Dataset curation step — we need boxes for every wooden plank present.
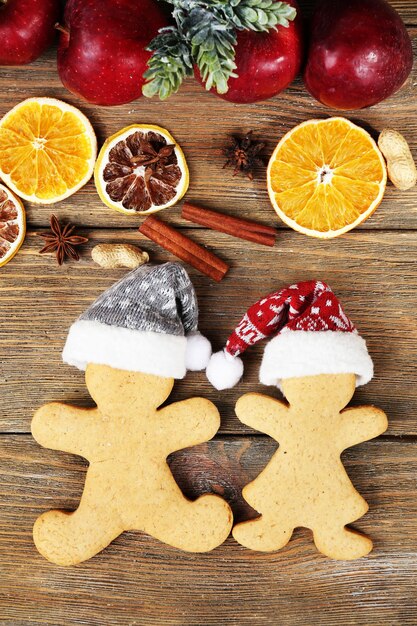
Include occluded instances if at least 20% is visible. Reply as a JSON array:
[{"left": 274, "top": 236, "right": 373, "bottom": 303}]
[
  {"left": 1, "top": 228, "right": 416, "bottom": 435},
  {"left": 0, "top": 32, "right": 415, "bottom": 230},
  {"left": 299, "top": 0, "right": 417, "bottom": 22},
  {"left": 0, "top": 435, "right": 416, "bottom": 625},
  {"left": 0, "top": 3, "right": 415, "bottom": 624}
]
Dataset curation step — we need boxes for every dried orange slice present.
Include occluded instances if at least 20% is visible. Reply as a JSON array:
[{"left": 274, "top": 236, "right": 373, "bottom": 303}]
[
  {"left": 0, "top": 98, "right": 96, "bottom": 204},
  {"left": 0, "top": 184, "right": 25, "bottom": 268},
  {"left": 95, "top": 124, "right": 189, "bottom": 215},
  {"left": 267, "top": 117, "right": 387, "bottom": 238}
]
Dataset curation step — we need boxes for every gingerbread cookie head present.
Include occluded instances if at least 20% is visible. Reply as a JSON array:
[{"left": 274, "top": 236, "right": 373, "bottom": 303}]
[
  {"left": 281, "top": 373, "right": 357, "bottom": 411},
  {"left": 206, "top": 280, "right": 373, "bottom": 393},
  {"left": 85, "top": 365, "right": 175, "bottom": 415},
  {"left": 62, "top": 262, "right": 212, "bottom": 379}
]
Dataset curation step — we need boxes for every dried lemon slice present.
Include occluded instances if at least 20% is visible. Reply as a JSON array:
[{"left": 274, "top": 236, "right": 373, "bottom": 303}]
[
  {"left": 94, "top": 124, "right": 189, "bottom": 215},
  {"left": 267, "top": 117, "right": 387, "bottom": 238},
  {"left": 0, "top": 184, "right": 25, "bottom": 268},
  {"left": 0, "top": 97, "right": 96, "bottom": 204}
]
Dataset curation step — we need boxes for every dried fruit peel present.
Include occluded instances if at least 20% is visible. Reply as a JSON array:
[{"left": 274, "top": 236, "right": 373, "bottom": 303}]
[
  {"left": 94, "top": 124, "right": 189, "bottom": 215},
  {"left": 0, "top": 183, "right": 26, "bottom": 268},
  {"left": 0, "top": 98, "right": 97, "bottom": 204},
  {"left": 267, "top": 117, "right": 387, "bottom": 238}
]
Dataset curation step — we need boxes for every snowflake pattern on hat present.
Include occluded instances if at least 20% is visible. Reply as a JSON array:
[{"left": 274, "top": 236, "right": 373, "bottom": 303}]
[
  {"left": 63, "top": 262, "right": 212, "bottom": 377},
  {"left": 206, "top": 280, "right": 373, "bottom": 391},
  {"left": 226, "top": 281, "right": 355, "bottom": 357}
]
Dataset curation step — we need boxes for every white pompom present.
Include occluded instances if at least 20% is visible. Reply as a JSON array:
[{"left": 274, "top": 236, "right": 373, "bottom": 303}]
[
  {"left": 185, "top": 332, "right": 212, "bottom": 371},
  {"left": 206, "top": 350, "right": 244, "bottom": 390}
]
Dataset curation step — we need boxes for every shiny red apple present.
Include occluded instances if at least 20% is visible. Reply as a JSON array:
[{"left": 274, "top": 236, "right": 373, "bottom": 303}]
[
  {"left": 304, "top": 0, "right": 413, "bottom": 110},
  {"left": 198, "top": 0, "right": 303, "bottom": 104},
  {"left": 57, "top": 0, "right": 168, "bottom": 106},
  {"left": 0, "top": 0, "right": 59, "bottom": 65}
]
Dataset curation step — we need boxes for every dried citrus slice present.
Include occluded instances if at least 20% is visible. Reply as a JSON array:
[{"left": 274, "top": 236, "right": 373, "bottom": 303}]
[
  {"left": 94, "top": 124, "right": 189, "bottom": 215},
  {"left": 267, "top": 117, "right": 387, "bottom": 238},
  {"left": 0, "top": 184, "right": 25, "bottom": 268},
  {"left": 0, "top": 97, "right": 96, "bottom": 204}
]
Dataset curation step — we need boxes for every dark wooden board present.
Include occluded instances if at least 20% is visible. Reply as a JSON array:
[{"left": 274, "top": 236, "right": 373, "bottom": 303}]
[
  {"left": 1, "top": 228, "right": 416, "bottom": 435},
  {"left": 1, "top": 435, "right": 416, "bottom": 625}
]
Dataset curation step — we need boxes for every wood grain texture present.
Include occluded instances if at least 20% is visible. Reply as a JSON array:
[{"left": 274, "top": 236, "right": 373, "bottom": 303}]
[
  {"left": 1, "top": 435, "right": 416, "bottom": 625},
  {"left": 1, "top": 228, "right": 416, "bottom": 435},
  {"left": 300, "top": 0, "right": 417, "bottom": 23},
  {"left": 0, "top": 1, "right": 416, "bottom": 623}
]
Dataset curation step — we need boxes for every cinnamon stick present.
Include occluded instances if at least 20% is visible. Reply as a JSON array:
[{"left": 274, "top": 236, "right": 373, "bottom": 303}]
[
  {"left": 139, "top": 216, "right": 229, "bottom": 282},
  {"left": 182, "top": 202, "right": 277, "bottom": 247},
  {"left": 182, "top": 203, "right": 276, "bottom": 246},
  {"left": 184, "top": 202, "right": 276, "bottom": 235}
]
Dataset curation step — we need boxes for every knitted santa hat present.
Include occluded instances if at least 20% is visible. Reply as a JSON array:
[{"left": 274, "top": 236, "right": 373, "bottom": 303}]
[
  {"left": 206, "top": 280, "right": 373, "bottom": 390},
  {"left": 63, "top": 262, "right": 211, "bottom": 378}
]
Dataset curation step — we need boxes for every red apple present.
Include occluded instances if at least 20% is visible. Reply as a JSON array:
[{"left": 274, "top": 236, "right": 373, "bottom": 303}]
[
  {"left": 304, "top": 0, "right": 413, "bottom": 110},
  {"left": 200, "top": 0, "right": 303, "bottom": 104},
  {"left": 0, "top": 0, "right": 59, "bottom": 65},
  {"left": 57, "top": 0, "right": 168, "bottom": 106}
]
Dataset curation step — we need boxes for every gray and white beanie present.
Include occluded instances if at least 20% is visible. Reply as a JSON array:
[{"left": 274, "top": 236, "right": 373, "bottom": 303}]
[{"left": 62, "top": 262, "right": 212, "bottom": 379}]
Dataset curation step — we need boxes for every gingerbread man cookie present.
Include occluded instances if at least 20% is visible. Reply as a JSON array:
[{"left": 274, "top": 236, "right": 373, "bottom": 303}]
[
  {"left": 32, "top": 364, "right": 233, "bottom": 566},
  {"left": 32, "top": 262, "right": 232, "bottom": 565},
  {"left": 206, "top": 280, "right": 388, "bottom": 559},
  {"left": 232, "top": 374, "right": 388, "bottom": 559}
]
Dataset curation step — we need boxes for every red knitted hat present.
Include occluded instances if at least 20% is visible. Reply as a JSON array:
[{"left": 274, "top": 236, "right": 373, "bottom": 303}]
[{"left": 206, "top": 280, "right": 373, "bottom": 390}]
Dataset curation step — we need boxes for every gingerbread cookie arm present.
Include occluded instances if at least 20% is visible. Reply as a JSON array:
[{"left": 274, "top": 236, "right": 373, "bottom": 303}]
[
  {"left": 337, "top": 406, "right": 388, "bottom": 450},
  {"left": 157, "top": 398, "right": 221, "bottom": 451},
  {"left": 235, "top": 393, "right": 288, "bottom": 439},
  {"left": 32, "top": 403, "right": 99, "bottom": 459}
]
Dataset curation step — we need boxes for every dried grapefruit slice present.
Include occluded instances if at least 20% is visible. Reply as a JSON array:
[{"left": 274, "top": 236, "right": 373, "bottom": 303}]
[
  {"left": 0, "top": 184, "right": 25, "bottom": 268},
  {"left": 267, "top": 117, "right": 387, "bottom": 238},
  {"left": 0, "top": 98, "right": 96, "bottom": 204},
  {"left": 94, "top": 124, "right": 189, "bottom": 215}
]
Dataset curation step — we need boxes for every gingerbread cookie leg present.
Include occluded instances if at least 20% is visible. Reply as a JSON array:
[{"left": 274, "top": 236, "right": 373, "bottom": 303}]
[
  {"left": 145, "top": 491, "right": 233, "bottom": 553},
  {"left": 150, "top": 398, "right": 233, "bottom": 551},
  {"left": 33, "top": 467, "right": 124, "bottom": 566},
  {"left": 313, "top": 526, "right": 373, "bottom": 560},
  {"left": 233, "top": 515, "right": 293, "bottom": 552}
]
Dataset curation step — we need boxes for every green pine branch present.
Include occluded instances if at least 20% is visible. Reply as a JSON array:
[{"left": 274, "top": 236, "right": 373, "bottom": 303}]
[
  {"left": 143, "top": 0, "right": 296, "bottom": 100},
  {"left": 142, "top": 28, "right": 194, "bottom": 100},
  {"left": 184, "top": 6, "right": 238, "bottom": 92},
  {"left": 230, "top": 0, "right": 297, "bottom": 30}
]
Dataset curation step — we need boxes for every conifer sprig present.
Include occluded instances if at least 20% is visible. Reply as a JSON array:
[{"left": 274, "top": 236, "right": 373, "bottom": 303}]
[
  {"left": 142, "top": 28, "right": 193, "bottom": 100},
  {"left": 143, "top": 0, "right": 296, "bottom": 100}
]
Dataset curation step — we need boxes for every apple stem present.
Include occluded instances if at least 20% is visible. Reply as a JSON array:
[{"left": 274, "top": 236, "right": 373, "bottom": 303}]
[{"left": 55, "top": 23, "right": 69, "bottom": 36}]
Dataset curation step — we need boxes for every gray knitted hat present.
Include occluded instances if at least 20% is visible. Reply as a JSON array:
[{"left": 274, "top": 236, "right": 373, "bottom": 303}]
[{"left": 62, "top": 262, "right": 212, "bottom": 378}]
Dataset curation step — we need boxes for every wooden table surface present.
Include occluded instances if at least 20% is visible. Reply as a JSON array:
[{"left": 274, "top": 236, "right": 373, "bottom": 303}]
[{"left": 1, "top": 2, "right": 417, "bottom": 624}]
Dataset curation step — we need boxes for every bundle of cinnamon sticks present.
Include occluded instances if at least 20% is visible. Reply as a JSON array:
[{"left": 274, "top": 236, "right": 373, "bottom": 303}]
[
  {"left": 139, "top": 203, "right": 277, "bottom": 282},
  {"left": 139, "top": 215, "right": 229, "bottom": 282}
]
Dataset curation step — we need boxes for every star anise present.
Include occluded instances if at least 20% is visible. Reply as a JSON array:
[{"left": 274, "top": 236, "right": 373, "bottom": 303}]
[
  {"left": 130, "top": 142, "right": 176, "bottom": 174},
  {"left": 38, "top": 215, "right": 88, "bottom": 265},
  {"left": 223, "top": 131, "right": 265, "bottom": 180}
]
